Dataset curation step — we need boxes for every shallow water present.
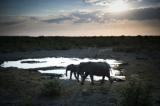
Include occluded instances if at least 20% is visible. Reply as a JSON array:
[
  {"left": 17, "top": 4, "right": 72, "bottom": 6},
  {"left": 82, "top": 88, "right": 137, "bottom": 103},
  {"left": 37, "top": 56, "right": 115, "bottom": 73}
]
[{"left": 0, "top": 57, "right": 125, "bottom": 81}]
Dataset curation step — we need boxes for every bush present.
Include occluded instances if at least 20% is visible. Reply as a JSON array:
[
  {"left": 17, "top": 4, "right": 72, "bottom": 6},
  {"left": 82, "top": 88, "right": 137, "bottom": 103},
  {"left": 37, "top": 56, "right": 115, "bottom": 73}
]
[
  {"left": 120, "top": 75, "right": 152, "bottom": 106},
  {"left": 41, "top": 79, "right": 63, "bottom": 98},
  {"left": 23, "top": 96, "right": 33, "bottom": 106}
]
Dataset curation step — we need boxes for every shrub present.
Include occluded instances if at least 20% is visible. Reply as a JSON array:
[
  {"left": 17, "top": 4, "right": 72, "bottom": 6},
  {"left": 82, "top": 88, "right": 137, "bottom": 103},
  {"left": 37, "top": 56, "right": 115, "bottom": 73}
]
[
  {"left": 41, "top": 79, "right": 63, "bottom": 98},
  {"left": 23, "top": 96, "right": 33, "bottom": 106},
  {"left": 120, "top": 75, "right": 152, "bottom": 106}
]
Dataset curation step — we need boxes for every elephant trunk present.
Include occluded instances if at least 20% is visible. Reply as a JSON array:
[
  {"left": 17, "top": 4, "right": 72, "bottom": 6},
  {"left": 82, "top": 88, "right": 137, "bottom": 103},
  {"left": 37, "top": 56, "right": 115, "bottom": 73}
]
[{"left": 66, "top": 69, "right": 68, "bottom": 76}]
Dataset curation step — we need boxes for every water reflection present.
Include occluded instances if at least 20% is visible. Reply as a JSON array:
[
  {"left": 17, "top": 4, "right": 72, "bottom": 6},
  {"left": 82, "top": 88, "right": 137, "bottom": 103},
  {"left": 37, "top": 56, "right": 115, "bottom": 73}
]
[{"left": 1, "top": 57, "right": 125, "bottom": 81}]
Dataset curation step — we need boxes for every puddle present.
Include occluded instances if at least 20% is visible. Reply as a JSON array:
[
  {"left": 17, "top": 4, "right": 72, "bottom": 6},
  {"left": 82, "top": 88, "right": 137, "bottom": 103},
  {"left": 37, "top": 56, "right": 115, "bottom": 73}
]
[
  {"left": 0, "top": 57, "right": 125, "bottom": 81},
  {"left": 21, "top": 60, "right": 46, "bottom": 64}
]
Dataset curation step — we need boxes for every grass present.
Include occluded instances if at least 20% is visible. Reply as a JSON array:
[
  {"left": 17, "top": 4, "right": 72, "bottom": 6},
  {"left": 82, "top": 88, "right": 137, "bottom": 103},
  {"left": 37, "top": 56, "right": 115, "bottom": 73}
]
[
  {"left": 41, "top": 79, "right": 63, "bottom": 98},
  {"left": 0, "top": 70, "right": 67, "bottom": 105},
  {"left": 0, "top": 60, "right": 159, "bottom": 106},
  {"left": 23, "top": 96, "right": 33, "bottom": 106},
  {"left": 119, "top": 75, "right": 152, "bottom": 106},
  {"left": 0, "top": 70, "right": 41, "bottom": 97},
  {"left": 0, "top": 70, "right": 74, "bottom": 94},
  {"left": 0, "top": 36, "right": 160, "bottom": 52}
]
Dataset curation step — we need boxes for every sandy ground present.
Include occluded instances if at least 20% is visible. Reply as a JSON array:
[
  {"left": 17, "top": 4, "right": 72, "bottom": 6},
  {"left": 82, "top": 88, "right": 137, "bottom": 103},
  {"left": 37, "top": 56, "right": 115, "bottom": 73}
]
[{"left": 0, "top": 48, "right": 160, "bottom": 106}]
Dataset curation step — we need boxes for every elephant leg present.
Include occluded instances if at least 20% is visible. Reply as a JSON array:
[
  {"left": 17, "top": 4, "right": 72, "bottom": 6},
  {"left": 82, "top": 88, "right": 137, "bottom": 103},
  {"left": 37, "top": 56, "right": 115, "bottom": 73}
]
[
  {"left": 90, "top": 75, "right": 94, "bottom": 85},
  {"left": 74, "top": 72, "right": 79, "bottom": 82},
  {"left": 78, "top": 72, "right": 84, "bottom": 82},
  {"left": 107, "top": 75, "right": 113, "bottom": 84},
  {"left": 101, "top": 76, "right": 105, "bottom": 84},
  {"left": 70, "top": 71, "right": 72, "bottom": 80},
  {"left": 81, "top": 73, "right": 88, "bottom": 85},
  {"left": 77, "top": 73, "right": 80, "bottom": 81},
  {"left": 76, "top": 72, "right": 81, "bottom": 82},
  {"left": 106, "top": 71, "right": 113, "bottom": 84}
]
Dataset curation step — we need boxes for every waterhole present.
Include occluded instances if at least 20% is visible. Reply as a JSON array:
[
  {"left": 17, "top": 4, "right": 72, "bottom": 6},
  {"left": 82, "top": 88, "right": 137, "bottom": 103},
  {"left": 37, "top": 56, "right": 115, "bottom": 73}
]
[{"left": 1, "top": 57, "right": 125, "bottom": 81}]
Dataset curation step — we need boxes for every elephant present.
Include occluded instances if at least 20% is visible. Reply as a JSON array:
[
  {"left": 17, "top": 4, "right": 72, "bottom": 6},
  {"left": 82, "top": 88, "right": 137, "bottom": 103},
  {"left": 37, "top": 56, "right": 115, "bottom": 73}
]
[
  {"left": 78, "top": 62, "right": 113, "bottom": 85},
  {"left": 66, "top": 64, "right": 80, "bottom": 81}
]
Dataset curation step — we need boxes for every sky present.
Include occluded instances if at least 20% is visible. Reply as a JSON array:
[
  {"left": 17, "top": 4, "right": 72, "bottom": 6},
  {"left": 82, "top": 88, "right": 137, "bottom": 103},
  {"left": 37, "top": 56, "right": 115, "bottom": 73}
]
[{"left": 0, "top": 0, "right": 160, "bottom": 36}]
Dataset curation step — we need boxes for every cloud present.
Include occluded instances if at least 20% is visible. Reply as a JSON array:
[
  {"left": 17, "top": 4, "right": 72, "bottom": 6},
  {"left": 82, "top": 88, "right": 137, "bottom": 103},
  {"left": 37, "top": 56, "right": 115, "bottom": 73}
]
[
  {"left": 83, "top": 0, "right": 140, "bottom": 6},
  {"left": 42, "top": 11, "right": 104, "bottom": 24},
  {"left": 1, "top": 7, "right": 160, "bottom": 27},
  {"left": 0, "top": 16, "right": 43, "bottom": 26},
  {"left": 83, "top": 0, "right": 99, "bottom": 3},
  {"left": 108, "top": 7, "right": 160, "bottom": 20},
  {"left": 42, "top": 7, "right": 160, "bottom": 24},
  {"left": 43, "top": 15, "right": 73, "bottom": 24},
  {"left": 0, "top": 16, "right": 27, "bottom": 26},
  {"left": 83, "top": 0, "right": 111, "bottom": 6},
  {"left": 83, "top": 0, "right": 160, "bottom": 8},
  {"left": 0, "top": 20, "right": 25, "bottom": 26},
  {"left": 71, "top": 11, "right": 104, "bottom": 23}
]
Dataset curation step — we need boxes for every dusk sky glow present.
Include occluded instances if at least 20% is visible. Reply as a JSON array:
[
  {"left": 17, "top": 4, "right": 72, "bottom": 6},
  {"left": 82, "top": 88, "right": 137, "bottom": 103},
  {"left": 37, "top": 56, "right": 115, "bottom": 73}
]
[{"left": 0, "top": 0, "right": 160, "bottom": 36}]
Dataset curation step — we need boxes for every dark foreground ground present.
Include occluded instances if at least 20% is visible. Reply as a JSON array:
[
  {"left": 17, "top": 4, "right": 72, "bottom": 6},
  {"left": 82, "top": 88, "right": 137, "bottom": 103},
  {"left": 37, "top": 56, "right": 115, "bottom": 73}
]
[{"left": 0, "top": 36, "right": 160, "bottom": 106}]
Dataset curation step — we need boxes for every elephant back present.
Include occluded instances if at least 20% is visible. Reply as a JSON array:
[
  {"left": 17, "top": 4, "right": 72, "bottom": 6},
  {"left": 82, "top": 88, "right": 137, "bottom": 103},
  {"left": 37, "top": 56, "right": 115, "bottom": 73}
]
[{"left": 79, "top": 62, "right": 110, "bottom": 75}]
